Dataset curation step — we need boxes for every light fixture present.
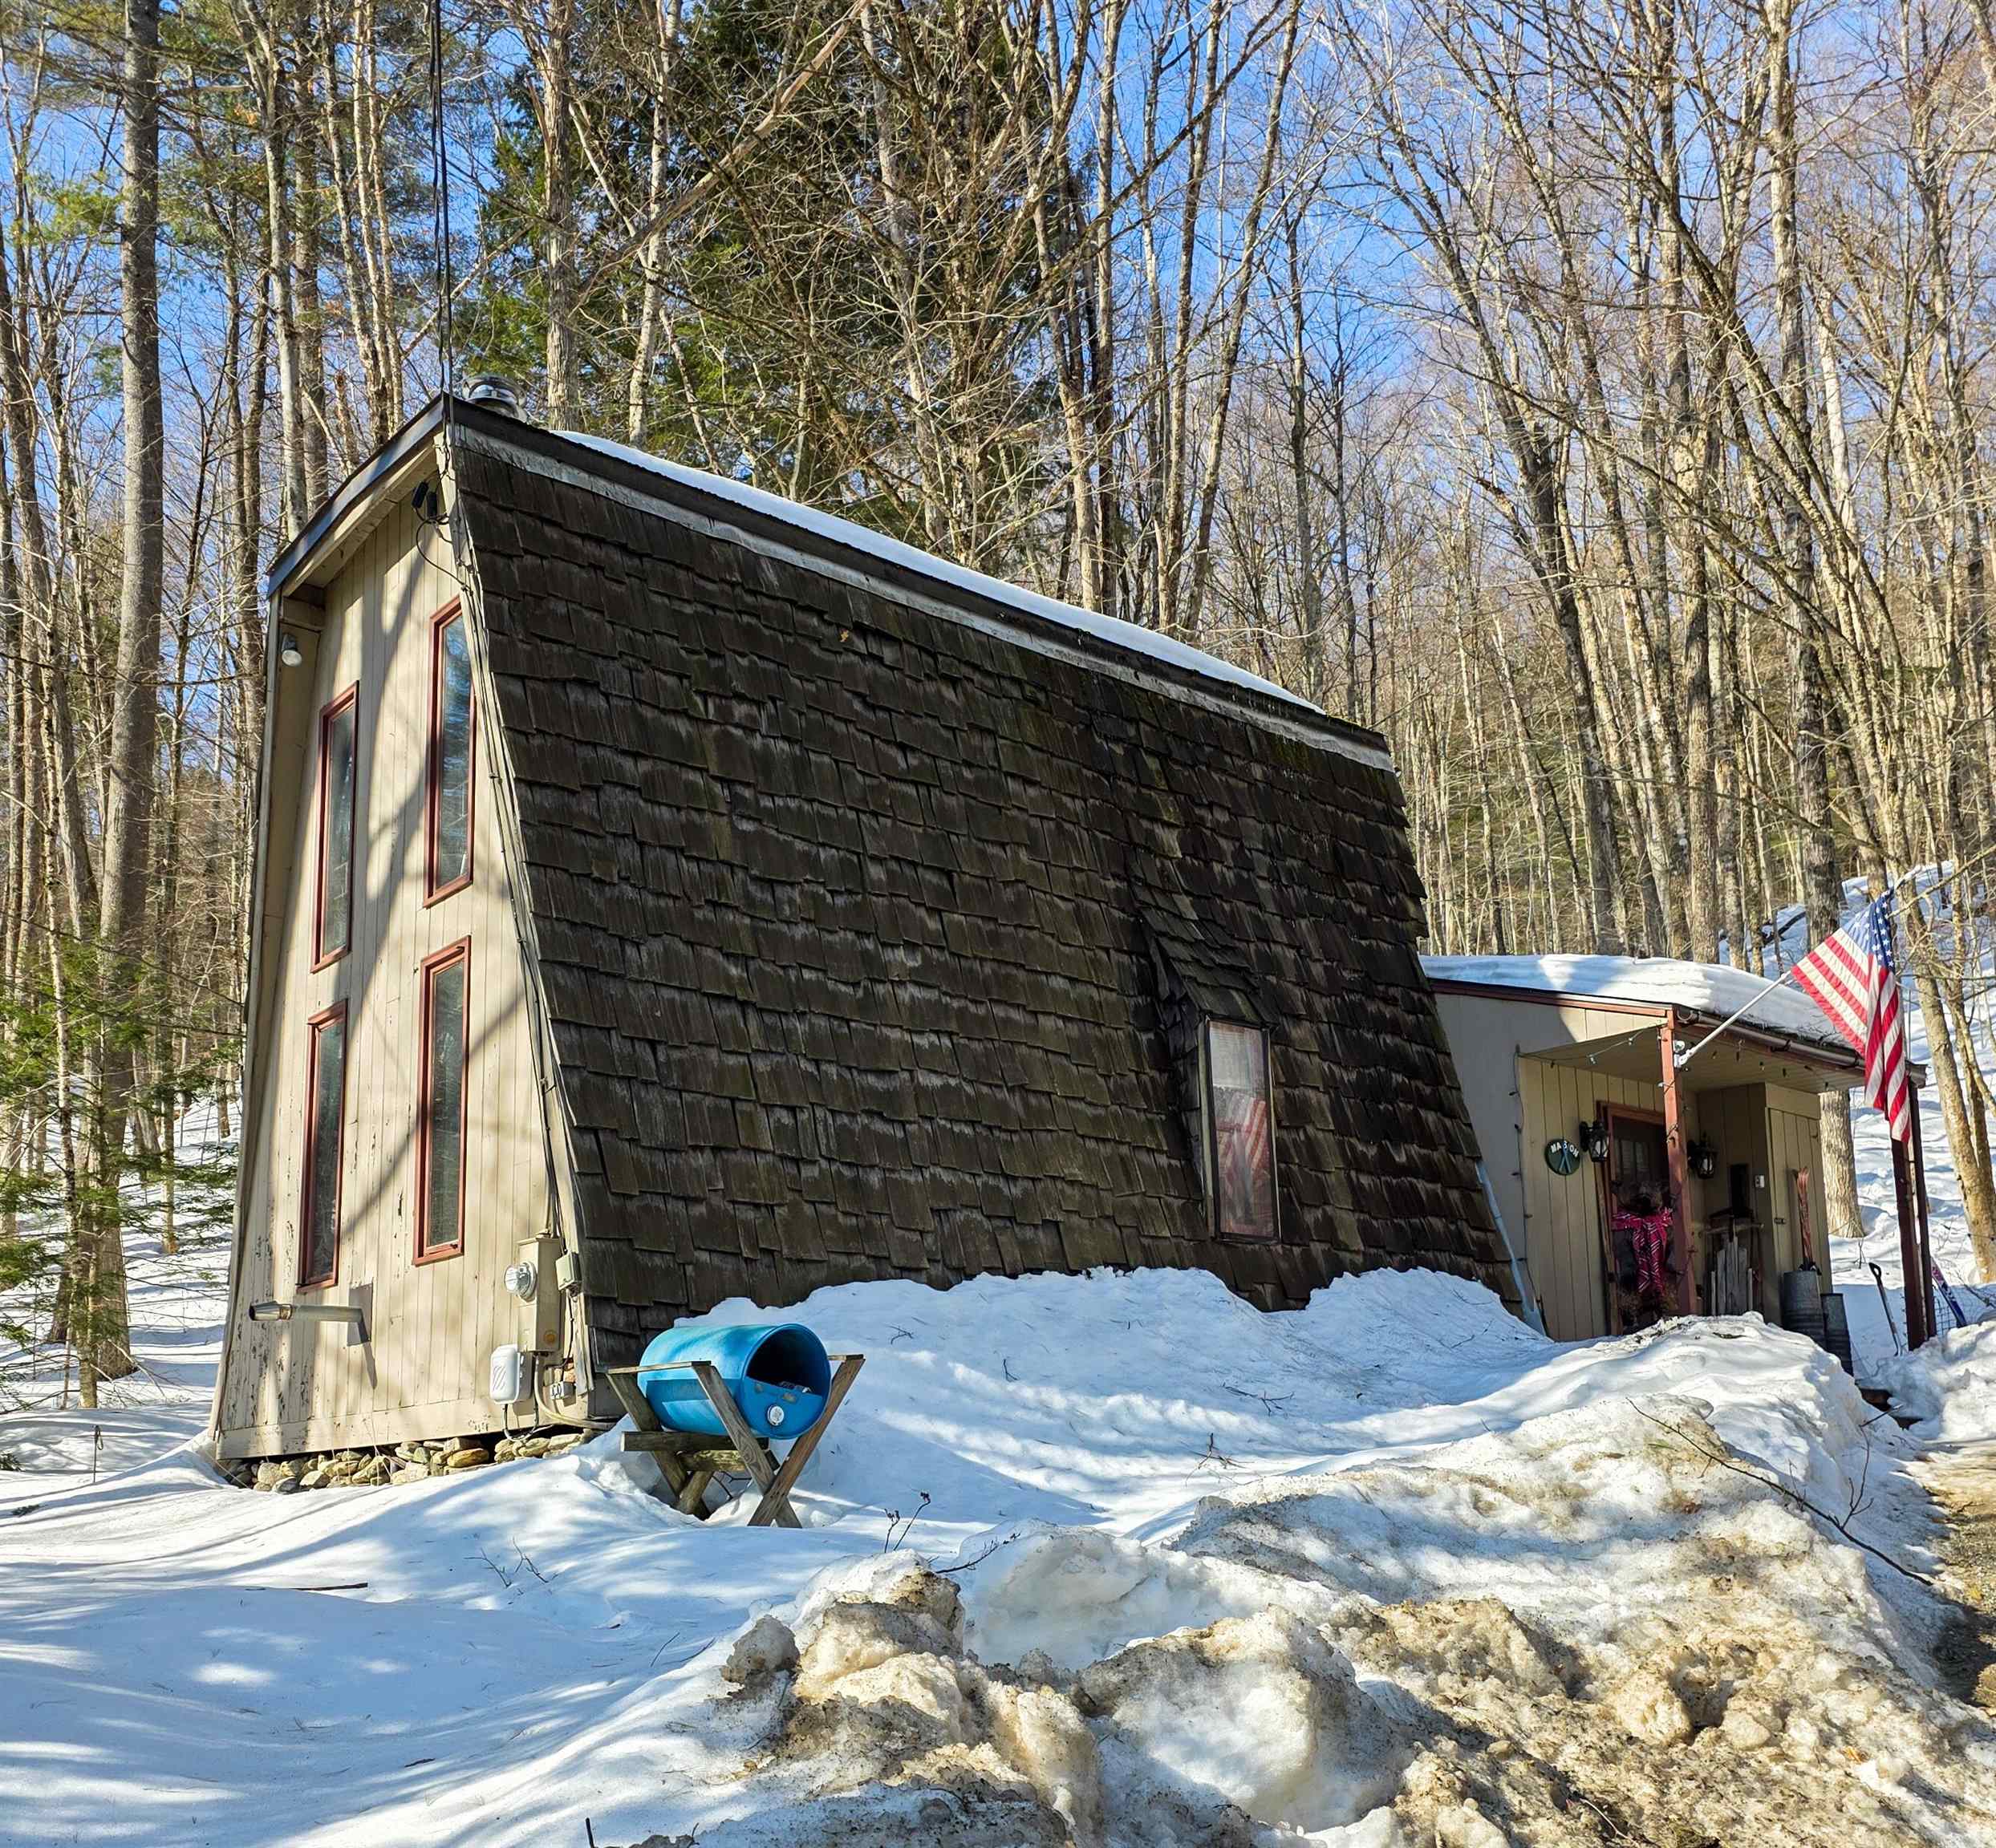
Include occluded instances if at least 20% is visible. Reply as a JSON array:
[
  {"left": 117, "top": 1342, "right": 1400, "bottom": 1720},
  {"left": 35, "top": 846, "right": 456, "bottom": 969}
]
[
  {"left": 1688, "top": 1139, "right": 1718, "bottom": 1180},
  {"left": 278, "top": 632, "right": 303, "bottom": 668},
  {"left": 1579, "top": 1120, "right": 1611, "bottom": 1165}
]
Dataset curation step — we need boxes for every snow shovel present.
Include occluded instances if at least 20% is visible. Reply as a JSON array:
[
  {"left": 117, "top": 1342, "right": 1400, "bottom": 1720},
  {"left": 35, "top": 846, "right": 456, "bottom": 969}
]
[{"left": 1868, "top": 1262, "right": 1903, "bottom": 1355}]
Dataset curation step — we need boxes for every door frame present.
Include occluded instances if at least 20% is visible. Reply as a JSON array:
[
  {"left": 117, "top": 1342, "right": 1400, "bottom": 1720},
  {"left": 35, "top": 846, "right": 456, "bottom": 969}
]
[{"left": 1592, "top": 1103, "right": 1668, "bottom": 1335}]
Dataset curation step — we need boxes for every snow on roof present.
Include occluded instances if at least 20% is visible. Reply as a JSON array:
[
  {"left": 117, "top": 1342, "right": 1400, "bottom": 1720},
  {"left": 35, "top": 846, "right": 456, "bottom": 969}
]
[
  {"left": 1421, "top": 953, "right": 1851, "bottom": 1052},
  {"left": 554, "top": 429, "right": 1321, "bottom": 719}
]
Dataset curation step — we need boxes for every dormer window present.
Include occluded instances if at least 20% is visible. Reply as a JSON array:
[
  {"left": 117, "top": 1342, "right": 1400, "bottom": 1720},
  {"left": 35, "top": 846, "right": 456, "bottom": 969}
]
[
  {"left": 1204, "top": 1021, "right": 1277, "bottom": 1240},
  {"left": 1142, "top": 918, "right": 1282, "bottom": 1242}
]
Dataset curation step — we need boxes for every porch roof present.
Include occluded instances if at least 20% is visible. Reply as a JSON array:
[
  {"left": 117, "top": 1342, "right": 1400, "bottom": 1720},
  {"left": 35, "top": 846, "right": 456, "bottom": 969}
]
[{"left": 1423, "top": 952, "right": 1919, "bottom": 1092}]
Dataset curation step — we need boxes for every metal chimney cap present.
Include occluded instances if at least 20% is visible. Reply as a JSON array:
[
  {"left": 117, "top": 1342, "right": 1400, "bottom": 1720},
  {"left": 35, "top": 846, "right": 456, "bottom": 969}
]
[{"left": 464, "top": 375, "right": 522, "bottom": 416}]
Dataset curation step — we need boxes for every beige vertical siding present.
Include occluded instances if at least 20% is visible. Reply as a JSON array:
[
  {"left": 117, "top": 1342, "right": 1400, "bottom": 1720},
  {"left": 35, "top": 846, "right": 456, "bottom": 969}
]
[
  {"left": 1766, "top": 1085, "right": 1828, "bottom": 1282},
  {"left": 1514, "top": 1058, "right": 1707, "bottom": 1341},
  {"left": 1430, "top": 993, "right": 1539, "bottom": 1303},
  {"left": 217, "top": 501, "right": 550, "bottom": 1458},
  {"left": 1434, "top": 991, "right": 1690, "bottom": 1340}
]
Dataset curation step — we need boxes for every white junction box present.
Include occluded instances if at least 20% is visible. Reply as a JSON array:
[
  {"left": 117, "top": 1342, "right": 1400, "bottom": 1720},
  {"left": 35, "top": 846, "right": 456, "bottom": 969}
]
[{"left": 489, "top": 1343, "right": 534, "bottom": 1408}]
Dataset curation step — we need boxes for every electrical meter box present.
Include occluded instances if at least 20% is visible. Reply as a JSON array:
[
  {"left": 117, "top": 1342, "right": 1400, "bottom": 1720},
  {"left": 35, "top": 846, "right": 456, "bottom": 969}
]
[{"left": 513, "top": 1235, "right": 562, "bottom": 1352}]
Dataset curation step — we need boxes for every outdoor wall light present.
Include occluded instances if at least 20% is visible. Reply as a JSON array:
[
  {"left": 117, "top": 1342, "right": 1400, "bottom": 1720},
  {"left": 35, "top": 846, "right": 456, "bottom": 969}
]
[
  {"left": 278, "top": 632, "right": 304, "bottom": 668},
  {"left": 1579, "top": 1120, "right": 1611, "bottom": 1165},
  {"left": 1688, "top": 1139, "right": 1719, "bottom": 1180}
]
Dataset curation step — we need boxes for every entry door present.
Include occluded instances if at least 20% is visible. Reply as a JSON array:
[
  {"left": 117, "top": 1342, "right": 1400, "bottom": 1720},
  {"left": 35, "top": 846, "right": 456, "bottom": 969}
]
[
  {"left": 1610, "top": 1114, "right": 1669, "bottom": 1203},
  {"left": 1789, "top": 1168, "right": 1815, "bottom": 1268}
]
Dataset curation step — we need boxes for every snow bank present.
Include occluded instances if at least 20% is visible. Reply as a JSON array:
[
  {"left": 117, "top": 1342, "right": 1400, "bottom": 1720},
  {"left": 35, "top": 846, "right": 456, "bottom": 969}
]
[
  {"left": 1876, "top": 1319, "right": 1996, "bottom": 1443},
  {"left": 6, "top": 1248, "right": 1986, "bottom": 1846}
]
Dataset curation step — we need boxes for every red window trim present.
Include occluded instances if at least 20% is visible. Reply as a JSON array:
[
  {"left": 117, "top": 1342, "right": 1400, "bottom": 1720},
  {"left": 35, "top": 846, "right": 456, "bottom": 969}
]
[
  {"left": 415, "top": 937, "right": 472, "bottom": 1264},
  {"left": 298, "top": 1000, "right": 349, "bottom": 1290},
  {"left": 312, "top": 685, "right": 359, "bottom": 971},
  {"left": 424, "top": 600, "right": 475, "bottom": 906}
]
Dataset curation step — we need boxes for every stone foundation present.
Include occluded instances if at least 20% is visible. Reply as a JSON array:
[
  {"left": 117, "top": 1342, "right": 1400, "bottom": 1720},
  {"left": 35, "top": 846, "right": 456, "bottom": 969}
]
[{"left": 234, "top": 1428, "right": 593, "bottom": 1493}]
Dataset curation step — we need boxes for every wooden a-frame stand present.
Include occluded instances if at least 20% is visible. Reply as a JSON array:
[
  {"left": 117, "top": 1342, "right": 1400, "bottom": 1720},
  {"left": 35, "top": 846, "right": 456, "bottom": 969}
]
[{"left": 602, "top": 1355, "right": 864, "bottom": 1527}]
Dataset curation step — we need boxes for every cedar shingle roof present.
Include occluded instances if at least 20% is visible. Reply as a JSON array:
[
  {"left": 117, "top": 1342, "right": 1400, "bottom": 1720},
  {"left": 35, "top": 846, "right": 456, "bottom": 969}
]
[{"left": 444, "top": 414, "right": 1516, "bottom": 1371}]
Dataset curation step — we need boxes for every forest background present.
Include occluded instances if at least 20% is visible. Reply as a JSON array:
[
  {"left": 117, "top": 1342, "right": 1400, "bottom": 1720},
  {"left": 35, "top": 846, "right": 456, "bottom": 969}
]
[{"left": 3, "top": 0, "right": 1994, "bottom": 1396}]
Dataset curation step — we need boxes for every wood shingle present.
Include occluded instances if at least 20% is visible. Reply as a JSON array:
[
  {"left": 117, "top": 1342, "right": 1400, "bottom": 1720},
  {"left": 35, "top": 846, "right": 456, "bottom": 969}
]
[{"left": 448, "top": 426, "right": 1517, "bottom": 1376}]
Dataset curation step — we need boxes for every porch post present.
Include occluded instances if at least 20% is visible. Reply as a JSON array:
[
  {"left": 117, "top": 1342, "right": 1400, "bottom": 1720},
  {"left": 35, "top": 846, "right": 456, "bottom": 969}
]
[
  {"left": 1891, "top": 1128, "right": 1928, "bottom": 1350},
  {"left": 1900, "top": 1085, "right": 1932, "bottom": 1348},
  {"left": 1660, "top": 1009, "right": 1696, "bottom": 1315}
]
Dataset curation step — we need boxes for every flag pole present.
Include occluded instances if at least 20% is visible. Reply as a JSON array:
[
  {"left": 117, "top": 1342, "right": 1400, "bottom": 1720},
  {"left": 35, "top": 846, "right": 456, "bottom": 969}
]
[
  {"left": 1884, "top": 896, "right": 1937, "bottom": 1348},
  {"left": 1910, "top": 1080, "right": 1939, "bottom": 1342},
  {"left": 1884, "top": 906, "right": 1932, "bottom": 1348},
  {"left": 1675, "top": 965, "right": 1802, "bottom": 1070}
]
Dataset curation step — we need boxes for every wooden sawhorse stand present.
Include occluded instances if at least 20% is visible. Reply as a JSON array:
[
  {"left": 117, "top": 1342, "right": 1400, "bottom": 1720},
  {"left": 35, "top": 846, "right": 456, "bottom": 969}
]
[{"left": 602, "top": 1354, "right": 864, "bottom": 1528}]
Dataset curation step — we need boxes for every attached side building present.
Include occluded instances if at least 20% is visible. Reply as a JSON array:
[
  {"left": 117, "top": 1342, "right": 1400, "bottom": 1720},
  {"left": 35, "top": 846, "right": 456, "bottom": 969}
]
[
  {"left": 213, "top": 394, "right": 1515, "bottom": 1461},
  {"left": 1426, "top": 954, "right": 1917, "bottom": 1343}
]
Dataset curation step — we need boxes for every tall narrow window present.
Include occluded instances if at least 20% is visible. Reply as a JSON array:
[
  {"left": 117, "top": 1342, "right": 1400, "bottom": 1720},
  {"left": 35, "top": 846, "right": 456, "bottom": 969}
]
[
  {"left": 426, "top": 604, "right": 474, "bottom": 902},
  {"left": 1205, "top": 1021, "right": 1277, "bottom": 1240},
  {"left": 416, "top": 940, "right": 470, "bottom": 1261},
  {"left": 300, "top": 1003, "right": 348, "bottom": 1287},
  {"left": 314, "top": 687, "right": 358, "bottom": 967}
]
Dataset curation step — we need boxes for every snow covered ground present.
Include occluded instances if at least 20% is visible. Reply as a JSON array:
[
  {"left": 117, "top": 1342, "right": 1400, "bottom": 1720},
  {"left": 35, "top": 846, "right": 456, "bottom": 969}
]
[
  {"left": 6, "top": 1239, "right": 1994, "bottom": 1844},
  {"left": 0, "top": 1104, "right": 234, "bottom": 1500},
  {"left": 5, "top": 897, "right": 1995, "bottom": 1845}
]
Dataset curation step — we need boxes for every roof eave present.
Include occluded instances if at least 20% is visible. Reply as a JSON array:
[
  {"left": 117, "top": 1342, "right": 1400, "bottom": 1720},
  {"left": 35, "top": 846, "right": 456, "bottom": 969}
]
[
  {"left": 1425, "top": 974, "right": 1894, "bottom": 1079},
  {"left": 266, "top": 395, "right": 453, "bottom": 601},
  {"left": 271, "top": 393, "right": 1393, "bottom": 763},
  {"left": 464, "top": 412, "right": 1395, "bottom": 765}
]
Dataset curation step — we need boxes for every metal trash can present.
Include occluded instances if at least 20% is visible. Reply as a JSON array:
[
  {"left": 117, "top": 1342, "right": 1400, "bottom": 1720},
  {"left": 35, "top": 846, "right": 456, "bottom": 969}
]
[{"left": 636, "top": 1322, "right": 832, "bottom": 1440}]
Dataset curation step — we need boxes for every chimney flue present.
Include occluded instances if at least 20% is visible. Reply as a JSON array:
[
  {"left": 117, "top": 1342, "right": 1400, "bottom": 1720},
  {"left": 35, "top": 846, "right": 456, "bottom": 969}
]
[{"left": 465, "top": 375, "right": 523, "bottom": 417}]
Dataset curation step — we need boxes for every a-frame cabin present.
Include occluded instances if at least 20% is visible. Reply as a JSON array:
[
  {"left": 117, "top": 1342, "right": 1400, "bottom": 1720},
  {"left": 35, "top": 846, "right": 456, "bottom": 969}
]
[{"left": 213, "top": 391, "right": 1518, "bottom": 1462}]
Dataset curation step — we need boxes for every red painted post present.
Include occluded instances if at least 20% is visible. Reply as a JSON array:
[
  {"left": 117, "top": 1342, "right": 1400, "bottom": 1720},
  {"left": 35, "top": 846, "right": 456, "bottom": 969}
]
[
  {"left": 1892, "top": 1129, "right": 1928, "bottom": 1350},
  {"left": 1909, "top": 1084, "right": 1937, "bottom": 1347},
  {"left": 1660, "top": 1011, "right": 1696, "bottom": 1315}
]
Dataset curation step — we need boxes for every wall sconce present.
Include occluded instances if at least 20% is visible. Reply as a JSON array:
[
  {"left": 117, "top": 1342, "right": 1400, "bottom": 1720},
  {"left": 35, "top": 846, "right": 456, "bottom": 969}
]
[
  {"left": 1688, "top": 1139, "right": 1718, "bottom": 1180},
  {"left": 278, "top": 631, "right": 304, "bottom": 668},
  {"left": 1579, "top": 1120, "right": 1611, "bottom": 1165}
]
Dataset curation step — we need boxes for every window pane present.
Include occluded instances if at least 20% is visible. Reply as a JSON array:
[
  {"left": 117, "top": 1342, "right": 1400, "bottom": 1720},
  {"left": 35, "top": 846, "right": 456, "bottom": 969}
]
[
  {"left": 1209, "top": 1022, "right": 1276, "bottom": 1240},
  {"left": 320, "top": 700, "right": 355, "bottom": 955},
  {"left": 423, "top": 958, "right": 468, "bottom": 1252},
  {"left": 303, "top": 1014, "right": 345, "bottom": 1283},
  {"left": 432, "top": 615, "right": 473, "bottom": 891}
]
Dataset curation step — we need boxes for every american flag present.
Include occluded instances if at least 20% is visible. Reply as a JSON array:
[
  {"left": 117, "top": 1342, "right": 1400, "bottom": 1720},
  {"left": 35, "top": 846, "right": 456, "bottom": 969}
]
[
  {"left": 1792, "top": 897, "right": 1911, "bottom": 1142},
  {"left": 1221, "top": 1095, "right": 1274, "bottom": 1234}
]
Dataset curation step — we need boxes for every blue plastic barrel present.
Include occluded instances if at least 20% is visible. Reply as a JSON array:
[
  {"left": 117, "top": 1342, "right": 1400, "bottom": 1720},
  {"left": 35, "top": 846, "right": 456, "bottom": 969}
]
[{"left": 635, "top": 1322, "right": 831, "bottom": 1440}]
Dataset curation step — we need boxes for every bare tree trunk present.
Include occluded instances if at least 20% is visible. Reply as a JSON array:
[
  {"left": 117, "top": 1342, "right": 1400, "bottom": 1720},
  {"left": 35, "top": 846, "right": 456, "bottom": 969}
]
[{"left": 82, "top": 0, "right": 169, "bottom": 1386}]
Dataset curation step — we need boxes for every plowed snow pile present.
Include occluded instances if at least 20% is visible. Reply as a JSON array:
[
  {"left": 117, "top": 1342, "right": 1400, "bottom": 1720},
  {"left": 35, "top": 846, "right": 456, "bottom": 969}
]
[
  {"left": 8, "top": 1259, "right": 1995, "bottom": 1845},
  {"left": 1879, "top": 1319, "right": 1996, "bottom": 1443},
  {"left": 680, "top": 1388, "right": 1996, "bottom": 1846}
]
